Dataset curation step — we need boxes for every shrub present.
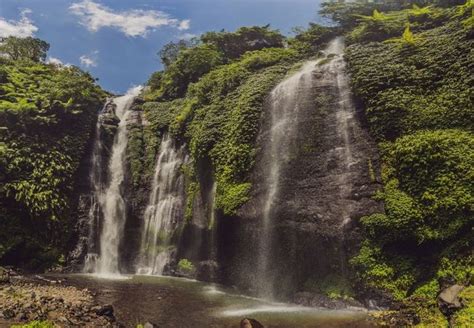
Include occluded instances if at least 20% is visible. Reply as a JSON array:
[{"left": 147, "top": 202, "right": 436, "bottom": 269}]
[{"left": 177, "top": 258, "right": 195, "bottom": 274}]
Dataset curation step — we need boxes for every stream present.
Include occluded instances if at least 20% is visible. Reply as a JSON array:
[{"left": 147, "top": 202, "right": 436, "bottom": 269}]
[{"left": 48, "top": 274, "right": 374, "bottom": 328}]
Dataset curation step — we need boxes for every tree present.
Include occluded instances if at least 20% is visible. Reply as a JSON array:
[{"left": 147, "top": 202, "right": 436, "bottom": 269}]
[
  {"left": 289, "top": 23, "right": 338, "bottom": 55},
  {"left": 201, "top": 25, "right": 284, "bottom": 60},
  {"left": 0, "top": 37, "right": 50, "bottom": 62},
  {"left": 147, "top": 71, "right": 163, "bottom": 90},
  {"left": 158, "top": 39, "right": 197, "bottom": 68},
  {"left": 159, "top": 44, "right": 223, "bottom": 99}
]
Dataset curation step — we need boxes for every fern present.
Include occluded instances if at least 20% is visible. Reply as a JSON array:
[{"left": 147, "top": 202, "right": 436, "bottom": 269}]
[
  {"left": 408, "top": 4, "right": 433, "bottom": 17},
  {"left": 402, "top": 24, "right": 415, "bottom": 45}
]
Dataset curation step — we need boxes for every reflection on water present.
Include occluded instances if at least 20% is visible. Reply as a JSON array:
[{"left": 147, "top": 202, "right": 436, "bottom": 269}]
[{"left": 51, "top": 274, "right": 374, "bottom": 328}]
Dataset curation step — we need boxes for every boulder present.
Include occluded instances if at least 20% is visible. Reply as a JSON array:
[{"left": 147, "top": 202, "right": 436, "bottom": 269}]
[
  {"left": 94, "top": 304, "right": 114, "bottom": 317},
  {"left": 240, "top": 318, "right": 264, "bottom": 328},
  {"left": 438, "top": 284, "right": 464, "bottom": 315},
  {"left": 2, "top": 308, "right": 16, "bottom": 319}
]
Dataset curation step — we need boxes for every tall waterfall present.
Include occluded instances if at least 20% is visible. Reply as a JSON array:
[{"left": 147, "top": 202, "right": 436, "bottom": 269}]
[
  {"left": 84, "top": 86, "right": 142, "bottom": 276},
  {"left": 254, "top": 37, "right": 360, "bottom": 299},
  {"left": 136, "top": 134, "right": 187, "bottom": 275},
  {"left": 256, "top": 60, "right": 318, "bottom": 298}
]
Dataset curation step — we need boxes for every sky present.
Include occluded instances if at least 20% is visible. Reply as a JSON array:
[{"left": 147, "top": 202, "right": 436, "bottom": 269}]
[{"left": 0, "top": 0, "right": 324, "bottom": 93}]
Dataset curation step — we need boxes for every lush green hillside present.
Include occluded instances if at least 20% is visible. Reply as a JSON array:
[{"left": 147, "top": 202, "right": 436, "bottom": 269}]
[
  {"left": 0, "top": 37, "right": 106, "bottom": 270},
  {"left": 130, "top": 25, "right": 336, "bottom": 217},
  {"left": 1, "top": 2, "right": 472, "bottom": 325},
  {"left": 324, "top": 0, "right": 473, "bottom": 325}
]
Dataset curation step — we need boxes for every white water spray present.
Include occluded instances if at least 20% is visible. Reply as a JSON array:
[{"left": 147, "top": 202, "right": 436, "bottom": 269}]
[
  {"left": 137, "top": 134, "right": 187, "bottom": 275},
  {"left": 84, "top": 86, "right": 142, "bottom": 277},
  {"left": 256, "top": 59, "right": 319, "bottom": 298}
]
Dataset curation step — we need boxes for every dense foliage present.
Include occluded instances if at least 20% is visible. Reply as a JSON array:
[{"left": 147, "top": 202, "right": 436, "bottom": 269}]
[
  {"left": 0, "top": 38, "right": 106, "bottom": 269},
  {"left": 142, "top": 48, "right": 298, "bottom": 215},
  {"left": 0, "top": 37, "right": 50, "bottom": 62},
  {"left": 136, "top": 25, "right": 335, "bottom": 216},
  {"left": 337, "top": 0, "right": 473, "bottom": 324}
]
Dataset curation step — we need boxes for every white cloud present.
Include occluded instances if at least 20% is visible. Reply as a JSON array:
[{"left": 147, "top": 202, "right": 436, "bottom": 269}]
[
  {"left": 178, "top": 19, "right": 190, "bottom": 31},
  {"left": 46, "top": 57, "right": 63, "bottom": 65},
  {"left": 46, "top": 56, "right": 72, "bottom": 67},
  {"left": 69, "top": 0, "right": 190, "bottom": 37},
  {"left": 80, "top": 55, "right": 96, "bottom": 67},
  {"left": 0, "top": 8, "right": 38, "bottom": 38},
  {"left": 79, "top": 50, "right": 98, "bottom": 68}
]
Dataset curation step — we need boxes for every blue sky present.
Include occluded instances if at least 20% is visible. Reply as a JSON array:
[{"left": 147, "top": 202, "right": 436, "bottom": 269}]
[{"left": 0, "top": 0, "right": 324, "bottom": 93}]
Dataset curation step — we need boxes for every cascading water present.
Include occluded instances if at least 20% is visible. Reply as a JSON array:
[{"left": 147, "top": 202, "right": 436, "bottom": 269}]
[
  {"left": 254, "top": 37, "right": 367, "bottom": 299},
  {"left": 325, "top": 38, "right": 359, "bottom": 276},
  {"left": 136, "top": 134, "right": 187, "bottom": 275},
  {"left": 256, "top": 60, "right": 319, "bottom": 299},
  {"left": 208, "top": 181, "right": 218, "bottom": 261},
  {"left": 83, "top": 86, "right": 142, "bottom": 276}
]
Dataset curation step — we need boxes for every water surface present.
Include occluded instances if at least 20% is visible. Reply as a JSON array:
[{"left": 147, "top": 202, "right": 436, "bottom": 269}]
[{"left": 56, "top": 274, "right": 374, "bottom": 328}]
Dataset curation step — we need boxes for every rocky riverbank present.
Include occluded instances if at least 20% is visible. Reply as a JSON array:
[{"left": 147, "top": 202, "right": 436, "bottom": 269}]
[{"left": 0, "top": 269, "right": 120, "bottom": 327}]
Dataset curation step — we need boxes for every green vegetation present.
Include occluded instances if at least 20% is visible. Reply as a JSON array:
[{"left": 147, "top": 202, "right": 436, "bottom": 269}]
[
  {"left": 11, "top": 321, "right": 55, "bottom": 328},
  {"left": 201, "top": 25, "right": 284, "bottom": 60},
  {"left": 0, "top": 36, "right": 50, "bottom": 62},
  {"left": 0, "top": 37, "right": 106, "bottom": 269},
  {"left": 138, "top": 24, "right": 335, "bottom": 216},
  {"left": 328, "top": 0, "right": 473, "bottom": 324},
  {"left": 452, "top": 286, "right": 474, "bottom": 326},
  {"left": 177, "top": 258, "right": 195, "bottom": 274},
  {"left": 304, "top": 274, "right": 354, "bottom": 300}
]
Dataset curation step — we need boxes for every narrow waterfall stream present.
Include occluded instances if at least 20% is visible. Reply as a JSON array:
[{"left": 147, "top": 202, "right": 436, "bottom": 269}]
[
  {"left": 208, "top": 181, "right": 218, "bottom": 261},
  {"left": 84, "top": 86, "right": 142, "bottom": 276},
  {"left": 136, "top": 134, "right": 187, "bottom": 275},
  {"left": 326, "top": 38, "right": 355, "bottom": 228},
  {"left": 256, "top": 60, "right": 319, "bottom": 299}
]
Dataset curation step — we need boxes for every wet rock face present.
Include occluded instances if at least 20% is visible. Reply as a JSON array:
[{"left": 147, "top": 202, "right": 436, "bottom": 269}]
[
  {"left": 196, "top": 260, "right": 220, "bottom": 282},
  {"left": 67, "top": 195, "right": 95, "bottom": 270},
  {"left": 120, "top": 103, "right": 148, "bottom": 272},
  {"left": 267, "top": 57, "right": 382, "bottom": 294},
  {"left": 221, "top": 45, "right": 383, "bottom": 298}
]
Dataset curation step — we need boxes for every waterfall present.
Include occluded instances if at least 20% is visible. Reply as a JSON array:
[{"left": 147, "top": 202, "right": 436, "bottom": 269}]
[
  {"left": 136, "top": 134, "right": 187, "bottom": 275},
  {"left": 256, "top": 60, "right": 319, "bottom": 298},
  {"left": 208, "top": 181, "right": 218, "bottom": 261},
  {"left": 255, "top": 38, "right": 356, "bottom": 299},
  {"left": 326, "top": 38, "right": 357, "bottom": 277},
  {"left": 83, "top": 86, "right": 142, "bottom": 276}
]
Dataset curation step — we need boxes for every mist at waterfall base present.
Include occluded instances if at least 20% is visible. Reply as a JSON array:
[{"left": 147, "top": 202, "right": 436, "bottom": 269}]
[{"left": 76, "top": 38, "right": 379, "bottom": 324}]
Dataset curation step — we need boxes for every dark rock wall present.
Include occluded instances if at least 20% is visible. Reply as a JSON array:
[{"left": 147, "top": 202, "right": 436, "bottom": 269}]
[{"left": 218, "top": 53, "right": 383, "bottom": 299}]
